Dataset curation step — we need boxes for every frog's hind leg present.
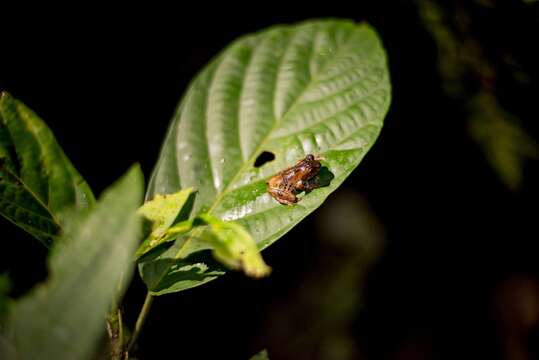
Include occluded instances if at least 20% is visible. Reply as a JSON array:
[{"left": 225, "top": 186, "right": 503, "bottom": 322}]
[{"left": 269, "top": 188, "right": 298, "bottom": 205}]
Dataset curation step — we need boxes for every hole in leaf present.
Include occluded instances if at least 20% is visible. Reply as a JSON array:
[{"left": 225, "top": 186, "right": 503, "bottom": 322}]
[{"left": 254, "top": 151, "right": 275, "bottom": 168}]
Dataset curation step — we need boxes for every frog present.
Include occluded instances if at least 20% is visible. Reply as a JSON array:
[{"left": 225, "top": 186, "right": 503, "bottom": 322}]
[{"left": 266, "top": 154, "right": 324, "bottom": 205}]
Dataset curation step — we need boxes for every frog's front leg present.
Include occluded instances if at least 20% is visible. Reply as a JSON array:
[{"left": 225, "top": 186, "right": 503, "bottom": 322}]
[{"left": 268, "top": 187, "right": 298, "bottom": 205}]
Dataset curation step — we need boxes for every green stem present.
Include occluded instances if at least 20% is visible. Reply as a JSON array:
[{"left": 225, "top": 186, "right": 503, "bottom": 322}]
[
  {"left": 127, "top": 291, "right": 154, "bottom": 352},
  {"left": 118, "top": 310, "right": 124, "bottom": 358}
]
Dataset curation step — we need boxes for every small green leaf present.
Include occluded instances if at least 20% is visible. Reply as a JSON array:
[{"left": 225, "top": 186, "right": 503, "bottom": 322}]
[
  {"left": 7, "top": 165, "right": 143, "bottom": 360},
  {"left": 137, "top": 207, "right": 270, "bottom": 277},
  {"left": 138, "top": 188, "right": 195, "bottom": 234},
  {"left": 136, "top": 218, "right": 195, "bottom": 258},
  {"left": 0, "top": 92, "right": 95, "bottom": 246},
  {"left": 250, "top": 349, "right": 270, "bottom": 360},
  {"left": 136, "top": 188, "right": 195, "bottom": 257},
  {"left": 141, "top": 19, "right": 391, "bottom": 294},
  {"left": 197, "top": 213, "right": 271, "bottom": 277}
]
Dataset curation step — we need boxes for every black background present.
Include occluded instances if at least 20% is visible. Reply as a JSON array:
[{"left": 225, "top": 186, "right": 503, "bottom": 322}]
[{"left": 1, "top": 1, "right": 538, "bottom": 359}]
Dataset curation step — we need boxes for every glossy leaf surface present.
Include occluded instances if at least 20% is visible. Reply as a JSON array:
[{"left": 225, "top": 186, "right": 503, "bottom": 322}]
[
  {"left": 0, "top": 92, "right": 94, "bottom": 246},
  {"left": 141, "top": 19, "right": 391, "bottom": 294},
  {"left": 7, "top": 166, "right": 143, "bottom": 360}
]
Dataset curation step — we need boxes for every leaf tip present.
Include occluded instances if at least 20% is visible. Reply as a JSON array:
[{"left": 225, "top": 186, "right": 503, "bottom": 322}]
[
  {"left": 126, "top": 163, "right": 144, "bottom": 186},
  {"left": 245, "top": 262, "right": 272, "bottom": 279}
]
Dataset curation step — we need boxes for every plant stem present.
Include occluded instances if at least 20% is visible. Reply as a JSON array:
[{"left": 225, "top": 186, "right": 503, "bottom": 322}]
[
  {"left": 107, "top": 308, "right": 124, "bottom": 360},
  {"left": 118, "top": 310, "right": 124, "bottom": 358},
  {"left": 127, "top": 291, "right": 154, "bottom": 352}
]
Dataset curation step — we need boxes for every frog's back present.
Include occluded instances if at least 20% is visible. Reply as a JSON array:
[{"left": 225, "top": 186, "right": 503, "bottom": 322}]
[{"left": 280, "top": 166, "right": 302, "bottom": 185}]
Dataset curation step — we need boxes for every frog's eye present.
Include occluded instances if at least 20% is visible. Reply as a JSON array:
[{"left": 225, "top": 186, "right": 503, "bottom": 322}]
[{"left": 306, "top": 154, "right": 315, "bottom": 161}]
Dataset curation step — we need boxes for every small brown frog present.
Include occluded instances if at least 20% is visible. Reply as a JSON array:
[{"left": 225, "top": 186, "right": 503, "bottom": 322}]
[{"left": 267, "top": 154, "right": 324, "bottom": 205}]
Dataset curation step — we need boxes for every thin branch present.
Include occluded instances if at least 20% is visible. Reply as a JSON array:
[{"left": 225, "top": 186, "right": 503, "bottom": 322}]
[{"left": 127, "top": 292, "right": 154, "bottom": 352}]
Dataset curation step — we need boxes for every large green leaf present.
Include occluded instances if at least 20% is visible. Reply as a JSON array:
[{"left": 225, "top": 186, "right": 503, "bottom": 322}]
[
  {"left": 0, "top": 92, "right": 95, "bottom": 246},
  {"left": 6, "top": 165, "right": 143, "bottom": 360},
  {"left": 141, "top": 19, "right": 391, "bottom": 295}
]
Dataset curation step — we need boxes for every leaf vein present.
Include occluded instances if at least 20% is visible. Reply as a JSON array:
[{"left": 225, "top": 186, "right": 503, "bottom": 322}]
[
  {"left": 0, "top": 196, "right": 57, "bottom": 224},
  {"left": 271, "top": 81, "right": 388, "bottom": 141},
  {"left": 1, "top": 164, "right": 62, "bottom": 229}
]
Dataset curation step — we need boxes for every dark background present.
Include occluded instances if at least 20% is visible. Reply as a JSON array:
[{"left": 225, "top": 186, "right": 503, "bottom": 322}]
[{"left": 1, "top": 1, "right": 538, "bottom": 359}]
